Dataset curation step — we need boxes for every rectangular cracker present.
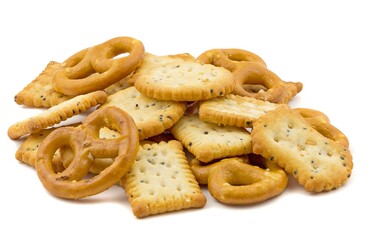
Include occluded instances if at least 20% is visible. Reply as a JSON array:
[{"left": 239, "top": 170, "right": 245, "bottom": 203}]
[
  {"left": 251, "top": 107, "right": 353, "bottom": 192},
  {"left": 8, "top": 90, "right": 107, "bottom": 140},
  {"left": 170, "top": 115, "right": 252, "bottom": 163},
  {"left": 120, "top": 140, "right": 206, "bottom": 218},
  {"left": 199, "top": 94, "right": 286, "bottom": 127}
]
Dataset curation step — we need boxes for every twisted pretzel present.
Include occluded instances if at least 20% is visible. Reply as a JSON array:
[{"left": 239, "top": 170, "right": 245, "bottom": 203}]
[
  {"left": 293, "top": 108, "right": 349, "bottom": 148},
  {"left": 35, "top": 106, "right": 139, "bottom": 199},
  {"left": 197, "top": 48, "right": 302, "bottom": 103},
  {"left": 189, "top": 156, "right": 249, "bottom": 185},
  {"left": 197, "top": 48, "right": 266, "bottom": 72},
  {"left": 53, "top": 37, "right": 145, "bottom": 96},
  {"left": 207, "top": 156, "right": 288, "bottom": 205}
]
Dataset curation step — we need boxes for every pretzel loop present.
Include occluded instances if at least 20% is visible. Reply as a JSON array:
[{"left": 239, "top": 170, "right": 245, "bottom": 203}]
[
  {"left": 197, "top": 48, "right": 302, "bottom": 103},
  {"left": 35, "top": 106, "right": 139, "bottom": 199},
  {"left": 53, "top": 37, "right": 145, "bottom": 96},
  {"left": 207, "top": 157, "right": 288, "bottom": 204}
]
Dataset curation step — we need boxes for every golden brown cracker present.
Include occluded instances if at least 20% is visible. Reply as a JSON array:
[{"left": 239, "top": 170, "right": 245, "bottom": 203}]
[
  {"left": 134, "top": 61, "right": 235, "bottom": 101},
  {"left": 251, "top": 107, "right": 353, "bottom": 192},
  {"left": 99, "top": 86, "right": 186, "bottom": 140},
  {"left": 14, "top": 61, "right": 73, "bottom": 108},
  {"left": 170, "top": 115, "right": 252, "bottom": 163},
  {"left": 8, "top": 90, "right": 107, "bottom": 140},
  {"left": 120, "top": 140, "right": 206, "bottom": 218},
  {"left": 15, "top": 127, "right": 64, "bottom": 172},
  {"left": 199, "top": 94, "right": 286, "bottom": 128},
  {"left": 127, "top": 52, "right": 195, "bottom": 85}
]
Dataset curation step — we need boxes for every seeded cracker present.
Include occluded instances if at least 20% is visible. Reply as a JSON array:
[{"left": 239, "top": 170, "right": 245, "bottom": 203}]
[
  {"left": 199, "top": 94, "right": 287, "bottom": 127},
  {"left": 99, "top": 86, "right": 186, "bottom": 140},
  {"left": 127, "top": 52, "right": 196, "bottom": 85},
  {"left": 134, "top": 61, "right": 235, "bottom": 101},
  {"left": 251, "top": 107, "right": 353, "bottom": 192},
  {"left": 14, "top": 61, "right": 73, "bottom": 108},
  {"left": 120, "top": 140, "right": 206, "bottom": 218},
  {"left": 170, "top": 115, "right": 252, "bottom": 163},
  {"left": 8, "top": 91, "right": 107, "bottom": 140},
  {"left": 15, "top": 127, "right": 65, "bottom": 172}
]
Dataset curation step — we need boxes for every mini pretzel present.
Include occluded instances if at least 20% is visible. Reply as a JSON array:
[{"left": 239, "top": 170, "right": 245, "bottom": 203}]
[
  {"left": 293, "top": 108, "right": 349, "bottom": 148},
  {"left": 294, "top": 108, "right": 330, "bottom": 124},
  {"left": 53, "top": 36, "right": 145, "bottom": 95},
  {"left": 197, "top": 48, "right": 267, "bottom": 72},
  {"left": 197, "top": 48, "right": 302, "bottom": 103},
  {"left": 189, "top": 156, "right": 249, "bottom": 185},
  {"left": 232, "top": 63, "right": 298, "bottom": 103},
  {"left": 207, "top": 156, "right": 288, "bottom": 205},
  {"left": 35, "top": 106, "right": 139, "bottom": 199}
]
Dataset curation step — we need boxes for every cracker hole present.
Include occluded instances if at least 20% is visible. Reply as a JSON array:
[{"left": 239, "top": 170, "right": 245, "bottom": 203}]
[
  {"left": 176, "top": 186, "right": 182, "bottom": 191},
  {"left": 149, "top": 190, "right": 155, "bottom": 195}
]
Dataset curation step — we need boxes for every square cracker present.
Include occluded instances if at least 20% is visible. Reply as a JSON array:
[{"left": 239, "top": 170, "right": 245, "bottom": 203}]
[
  {"left": 14, "top": 61, "right": 73, "bottom": 108},
  {"left": 15, "top": 127, "right": 64, "bottom": 172},
  {"left": 99, "top": 86, "right": 186, "bottom": 140},
  {"left": 120, "top": 140, "right": 206, "bottom": 218},
  {"left": 251, "top": 107, "right": 353, "bottom": 192},
  {"left": 170, "top": 115, "right": 252, "bottom": 163}
]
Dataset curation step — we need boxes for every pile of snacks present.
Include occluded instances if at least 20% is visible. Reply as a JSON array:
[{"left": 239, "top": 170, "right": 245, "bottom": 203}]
[{"left": 8, "top": 36, "right": 353, "bottom": 218}]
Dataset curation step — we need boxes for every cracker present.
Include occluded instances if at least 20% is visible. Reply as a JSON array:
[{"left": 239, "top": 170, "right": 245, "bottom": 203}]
[
  {"left": 99, "top": 86, "right": 186, "bottom": 140},
  {"left": 15, "top": 127, "right": 64, "bottom": 172},
  {"left": 199, "top": 94, "right": 287, "bottom": 127},
  {"left": 104, "top": 74, "right": 134, "bottom": 95},
  {"left": 127, "top": 52, "right": 195, "bottom": 85},
  {"left": 134, "top": 61, "right": 235, "bottom": 101},
  {"left": 120, "top": 140, "right": 206, "bottom": 218},
  {"left": 8, "top": 90, "right": 107, "bottom": 140},
  {"left": 170, "top": 115, "right": 252, "bottom": 163},
  {"left": 14, "top": 61, "right": 73, "bottom": 108},
  {"left": 251, "top": 107, "right": 353, "bottom": 192}
]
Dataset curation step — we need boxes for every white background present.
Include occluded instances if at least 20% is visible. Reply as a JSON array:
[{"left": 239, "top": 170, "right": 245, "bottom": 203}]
[{"left": 1, "top": 0, "right": 367, "bottom": 239}]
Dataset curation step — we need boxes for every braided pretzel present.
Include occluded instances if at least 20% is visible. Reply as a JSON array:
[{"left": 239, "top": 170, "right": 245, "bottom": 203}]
[
  {"left": 197, "top": 48, "right": 302, "bottom": 103},
  {"left": 207, "top": 156, "right": 288, "bottom": 205},
  {"left": 35, "top": 106, "right": 139, "bottom": 199},
  {"left": 53, "top": 37, "right": 144, "bottom": 96}
]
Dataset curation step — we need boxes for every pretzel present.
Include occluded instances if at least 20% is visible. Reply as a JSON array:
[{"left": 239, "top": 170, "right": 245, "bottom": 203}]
[
  {"left": 197, "top": 48, "right": 302, "bottom": 103},
  {"left": 197, "top": 48, "right": 267, "bottom": 72},
  {"left": 53, "top": 36, "right": 145, "bottom": 95},
  {"left": 35, "top": 106, "right": 139, "bottom": 199},
  {"left": 294, "top": 108, "right": 330, "bottom": 124},
  {"left": 293, "top": 108, "right": 349, "bottom": 148},
  {"left": 189, "top": 156, "right": 249, "bottom": 185},
  {"left": 207, "top": 156, "right": 288, "bottom": 205}
]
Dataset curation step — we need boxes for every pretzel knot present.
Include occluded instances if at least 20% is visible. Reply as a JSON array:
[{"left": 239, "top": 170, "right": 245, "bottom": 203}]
[
  {"left": 197, "top": 48, "right": 302, "bottom": 103},
  {"left": 53, "top": 36, "right": 145, "bottom": 96},
  {"left": 294, "top": 108, "right": 349, "bottom": 148},
  {"left": 207, "top": 156, "right": 288, "bottom": 205},
  {"left": 35, "top": 106, "right": 139, "bottom": 199}
]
